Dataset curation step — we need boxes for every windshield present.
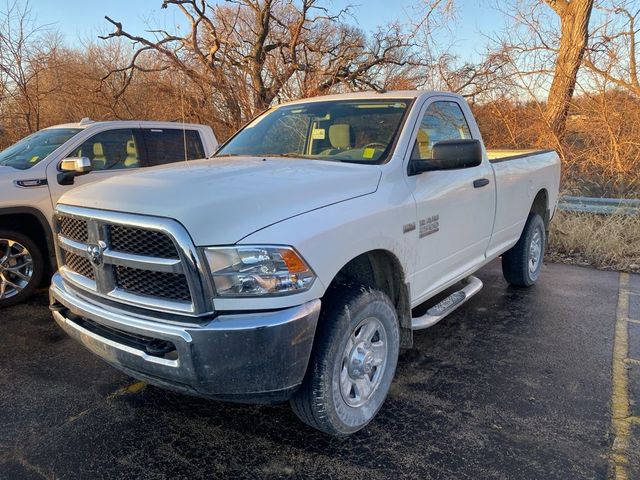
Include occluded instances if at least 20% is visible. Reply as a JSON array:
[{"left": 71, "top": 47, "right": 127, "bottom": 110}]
[
  {"left": 0, "top": 128, "right": 82, "bottom": 170},
  {"left": 216, "top": 99, "right": 411, "bottom": 164}
]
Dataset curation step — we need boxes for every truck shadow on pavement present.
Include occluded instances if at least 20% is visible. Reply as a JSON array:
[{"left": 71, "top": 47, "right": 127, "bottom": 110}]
[{"left": 0, "top": 261, "right": 631, "bottom": 480}]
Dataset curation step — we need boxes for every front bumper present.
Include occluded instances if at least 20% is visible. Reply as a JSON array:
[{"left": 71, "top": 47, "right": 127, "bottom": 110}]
[{"left": 50, "top": 273, "right": 321, "bottom": 403}]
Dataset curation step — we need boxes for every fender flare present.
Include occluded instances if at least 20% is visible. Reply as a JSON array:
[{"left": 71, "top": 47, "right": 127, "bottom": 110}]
[{"left": 0, "top": 206, "right": 56, "bottom": 268}]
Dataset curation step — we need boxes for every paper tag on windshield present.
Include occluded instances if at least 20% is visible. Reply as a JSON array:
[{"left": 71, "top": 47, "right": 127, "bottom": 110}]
[
  {"left": 363, "top": 148, "right": 376, "bottom": 159},
  {"left": 311, "top": 128, "right": 326, "bottom": 140}
]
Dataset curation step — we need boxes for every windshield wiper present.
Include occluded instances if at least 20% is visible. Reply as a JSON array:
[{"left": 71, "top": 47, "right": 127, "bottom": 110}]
[
  {"left": 262, "top": 153, "right": 319, "bottom": 160},
  {"left": 213, "top": 153, "right": 316, "bottom": 160},
  {"left": 266, "top": 154, "right": 377, "bottom": 164},
  {"left": 331, "top": 158, "right": 378, "bottom": 164}
]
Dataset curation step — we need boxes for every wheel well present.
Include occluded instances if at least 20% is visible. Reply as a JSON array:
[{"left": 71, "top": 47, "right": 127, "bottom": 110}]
[
  {"left": 0, "top": 212, "right": 54, "bottom": 275},
  {"left": 328, "top": 250, "right": 413, "bottom": 348},
  {"left": 531, "top": 189, "right": 549, "bottom": 228}
]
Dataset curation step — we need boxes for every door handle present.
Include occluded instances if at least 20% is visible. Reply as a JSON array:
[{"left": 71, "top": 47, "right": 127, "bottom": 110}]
[{"left": 473, "top": 178, "right": 490, "bottom": 188}]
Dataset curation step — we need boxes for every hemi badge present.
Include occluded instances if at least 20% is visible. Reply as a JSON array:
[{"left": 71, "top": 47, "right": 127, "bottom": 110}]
[{"left": 403, "top": 223, "right": 416, "bottom": 233}]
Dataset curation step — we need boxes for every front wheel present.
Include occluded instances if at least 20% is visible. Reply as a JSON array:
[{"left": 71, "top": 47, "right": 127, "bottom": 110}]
[
  {"left": 0, "top": 230, "right": 44, "bottom": 308},
  {"left": 502, "top": 212, "right": 546, "bottom": 287},
  {"left": 290, "top": 286, "right": 400, "bottom": 436}
]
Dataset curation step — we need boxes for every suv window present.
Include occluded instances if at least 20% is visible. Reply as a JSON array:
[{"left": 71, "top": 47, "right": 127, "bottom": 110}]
[
  {"left": 67, "top": 129, "right": 142, "bottom": 170},
  {"left": 0, "top": 128, "right": 82, "bottom": 170},
  {"left": 142, "top": 129, "right": 205, "bottom": 166},
  {"left": 412, "top": 101, "right": 472, "bottom": 160}
]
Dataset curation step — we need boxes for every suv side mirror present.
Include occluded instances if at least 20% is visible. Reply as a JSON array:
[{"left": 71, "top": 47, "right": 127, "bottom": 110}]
[
  {"left": 409, "top": 139, "right": 482, "bottom": 175},
  {"left": 58, "top": 157, "right": 93, "bottom": 185}
]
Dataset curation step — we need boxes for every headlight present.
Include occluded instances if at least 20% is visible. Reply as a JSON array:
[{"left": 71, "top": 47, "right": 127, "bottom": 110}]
[{"left": 203, "top": 246, "right": 316, "bottom": 297}]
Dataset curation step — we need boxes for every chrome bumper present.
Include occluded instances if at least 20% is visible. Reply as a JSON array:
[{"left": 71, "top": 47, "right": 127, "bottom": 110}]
[{"left": 50, "top": 273, "right": 321, "bottom": 402}]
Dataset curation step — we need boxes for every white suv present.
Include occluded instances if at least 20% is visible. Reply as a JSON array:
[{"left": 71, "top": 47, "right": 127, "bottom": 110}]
[{"left": 0, "top": 119, "right": 217, "bottom": 307}]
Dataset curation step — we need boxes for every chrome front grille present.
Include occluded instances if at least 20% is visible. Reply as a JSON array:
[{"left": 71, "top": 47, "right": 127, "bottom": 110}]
[
  {"left": 65, "top": 251, "right": 95, "bottom": 280},
  {"left": 59, "top": 216, "right": 89, "bottom": 243},
  {"left": 109, "top": 225, "right": 179, "bottom": 259},
  {"left": 55, "top": 205, "right": 212, "bottom": 316},
  {"left": 114, "top": 266, "right": 191, "bottom": 302}
]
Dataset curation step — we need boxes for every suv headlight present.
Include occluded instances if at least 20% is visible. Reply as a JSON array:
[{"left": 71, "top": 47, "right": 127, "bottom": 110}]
[{"left": 203, "top": 246, "right": 316, "bottom": 297}]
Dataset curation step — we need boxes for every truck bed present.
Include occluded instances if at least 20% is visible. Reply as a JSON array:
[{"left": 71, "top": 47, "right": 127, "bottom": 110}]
[
  {"left": 487, "top": 149, "right": 555, "bottom": 163},
  {"left": 485, "top": 148, "right": 561, "bottom": 260}
]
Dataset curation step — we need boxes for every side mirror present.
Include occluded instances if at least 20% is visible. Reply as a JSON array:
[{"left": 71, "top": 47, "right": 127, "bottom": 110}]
[
  {"left": 61, "top": 157, "right": 93, "bottom": 173},
  {"left": 58, "top": 157, "right": 93, "bottom": 185},
  {"left": 409, "top": 139, "right": 482, "bottom": 175}
]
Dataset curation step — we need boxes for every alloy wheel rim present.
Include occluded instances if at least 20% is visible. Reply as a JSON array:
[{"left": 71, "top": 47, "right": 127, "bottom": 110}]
[
  {"left": 0, "top": 239, "right": 34, "bottom": 300},
  {"left": 528, "top": 228, "right": 543, "bottom": 275},
  {"left": 340, "top": 317, "right": 388, "bottom": 408}
]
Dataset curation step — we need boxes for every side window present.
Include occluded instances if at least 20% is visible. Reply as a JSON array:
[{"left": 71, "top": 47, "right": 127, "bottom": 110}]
[
  {"left": 142, "top": 129, "right": 205, "bottom": 167},
  {"left": 66, "top": 129, "right": 141, "bottom": 171},
  {"left": 412, "top": 101, "right": 472, "bottom": 160}
]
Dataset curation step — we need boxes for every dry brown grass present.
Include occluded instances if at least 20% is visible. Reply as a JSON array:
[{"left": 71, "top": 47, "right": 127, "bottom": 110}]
[{"left": 546, "top": 211, "right": 640, "bottom": 273}]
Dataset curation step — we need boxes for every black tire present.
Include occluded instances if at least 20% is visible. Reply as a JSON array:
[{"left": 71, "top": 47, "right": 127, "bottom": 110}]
[
  {"left": 0, "top": 229, "right": 45, "bottom": 308},
  {"left": 290, "top": 286, "right": 400, "bottom": 436},
  {"left": 501, "top": 212, "right": 546, "bottom": 287}
]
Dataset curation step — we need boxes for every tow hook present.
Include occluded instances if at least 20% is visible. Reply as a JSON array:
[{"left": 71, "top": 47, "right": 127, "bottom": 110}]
[
  {"left": 144, "top": 339, "right": 176, "bottom": 356},
  {"left": 49, "top": 301, "right": 68, "bottom": 314}
]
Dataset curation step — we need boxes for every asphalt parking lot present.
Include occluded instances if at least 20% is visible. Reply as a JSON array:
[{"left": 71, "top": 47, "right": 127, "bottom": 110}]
[{"left": 1, "top": 260, "right": 639, "bottom": 480}]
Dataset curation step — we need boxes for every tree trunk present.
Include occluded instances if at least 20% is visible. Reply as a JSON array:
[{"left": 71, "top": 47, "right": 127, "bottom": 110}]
[{"left": 545, "top": 0, "right": 594, "bottom": 139}]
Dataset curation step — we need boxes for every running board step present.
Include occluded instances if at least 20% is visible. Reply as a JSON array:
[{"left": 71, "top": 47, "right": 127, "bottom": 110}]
[{"left": 411, "top": 276, "right": 483, "bottom": 330}]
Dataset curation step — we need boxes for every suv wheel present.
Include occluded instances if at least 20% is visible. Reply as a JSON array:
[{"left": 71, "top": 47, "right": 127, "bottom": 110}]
[
  {"left": 0, "top": 230, "right": 44, "bottom": 308},
  {"left": 290, "top": 286, "right": 399, "bottom": 436}
]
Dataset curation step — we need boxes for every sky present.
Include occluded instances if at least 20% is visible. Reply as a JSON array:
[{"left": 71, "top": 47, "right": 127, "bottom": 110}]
[{"left": 30, "top": 0, "right": 506, "bottom": 63}]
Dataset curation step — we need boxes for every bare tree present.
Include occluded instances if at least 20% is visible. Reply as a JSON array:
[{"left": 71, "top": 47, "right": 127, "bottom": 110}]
[
  {"left": 0, "top": 0, "right": 59, "bottom": 133},
  {"left": 543, "top": 0, "right": 594, "bottom": 137},
  {"left": 404, "top": 1, "right": 510, "bottom": 102},
  {"left": 97, "top": 0, "right": 418, "bottom": 135},
  {"left": 584, "top": 1, "right": 639, "bottom": 96}
]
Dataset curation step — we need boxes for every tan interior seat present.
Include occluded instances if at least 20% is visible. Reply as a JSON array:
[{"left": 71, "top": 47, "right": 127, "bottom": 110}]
[
  {"left": 92, "top": 143, "right": 106, "bottom": 169},
  {"left": 124, "top": 140, "right": 139, "bottom": 168},
  {"left": 328, "top": 124, "right": 351, "bottom": 149},
  {"left": 320, "top": 124, "right": 352, "bottom": 156},
  {"left": 412, "top": 128, "right": 432, "bottom": 159}
]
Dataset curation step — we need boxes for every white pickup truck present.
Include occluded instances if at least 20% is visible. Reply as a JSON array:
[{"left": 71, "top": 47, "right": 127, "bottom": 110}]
[
  {"left": 49, "top": 91, "right": 560, "bottom": 436},
  {"left": 0, "top": 120, "right": 217, "bottom": 307}
]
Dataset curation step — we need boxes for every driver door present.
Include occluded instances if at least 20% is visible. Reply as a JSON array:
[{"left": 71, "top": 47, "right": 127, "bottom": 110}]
[{"left": 406, "top": 98, "right": 495, "bottom": 305}]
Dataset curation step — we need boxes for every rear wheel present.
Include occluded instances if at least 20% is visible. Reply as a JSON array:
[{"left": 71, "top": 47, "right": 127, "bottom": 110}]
[
  {"left": 0, "top": 230, "right": 44, "bottom": 308},
  {"left": 290, "top": 286, "right": 399, "bottom": 436},
  {"left": 501, "top": 213, "right": 546, "bottom": 287}
]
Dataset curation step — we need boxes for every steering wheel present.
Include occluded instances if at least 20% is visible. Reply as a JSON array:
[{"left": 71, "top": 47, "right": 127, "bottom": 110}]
[{"left": 363, "top": 142, "right": 386, "bottom": 150}]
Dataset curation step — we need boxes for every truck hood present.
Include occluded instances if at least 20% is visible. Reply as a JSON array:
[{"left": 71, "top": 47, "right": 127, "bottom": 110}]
[{"left": 59, "top": 156, "right": 381, "bottom": 245}]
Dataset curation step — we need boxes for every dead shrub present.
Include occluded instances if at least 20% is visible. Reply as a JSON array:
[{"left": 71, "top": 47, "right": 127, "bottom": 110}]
[{"left": 547, "top": 210, "right": 640, "bottom": 272}]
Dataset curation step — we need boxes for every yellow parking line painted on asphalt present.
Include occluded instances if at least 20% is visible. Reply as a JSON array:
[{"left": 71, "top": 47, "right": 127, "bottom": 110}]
[
  {"left": 610, "top": 272, "right": 631, "bottom": 480},
  {"left": 629, "top": 319, "right": 640, "bottom": 325},
  {"left": 624, "top": 358, "right": 640, "bottom": 366}
]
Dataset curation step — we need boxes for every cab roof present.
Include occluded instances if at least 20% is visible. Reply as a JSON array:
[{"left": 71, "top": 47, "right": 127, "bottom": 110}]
[{"left": 280, "top": 90, "right": 459, "bottom": 106}]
